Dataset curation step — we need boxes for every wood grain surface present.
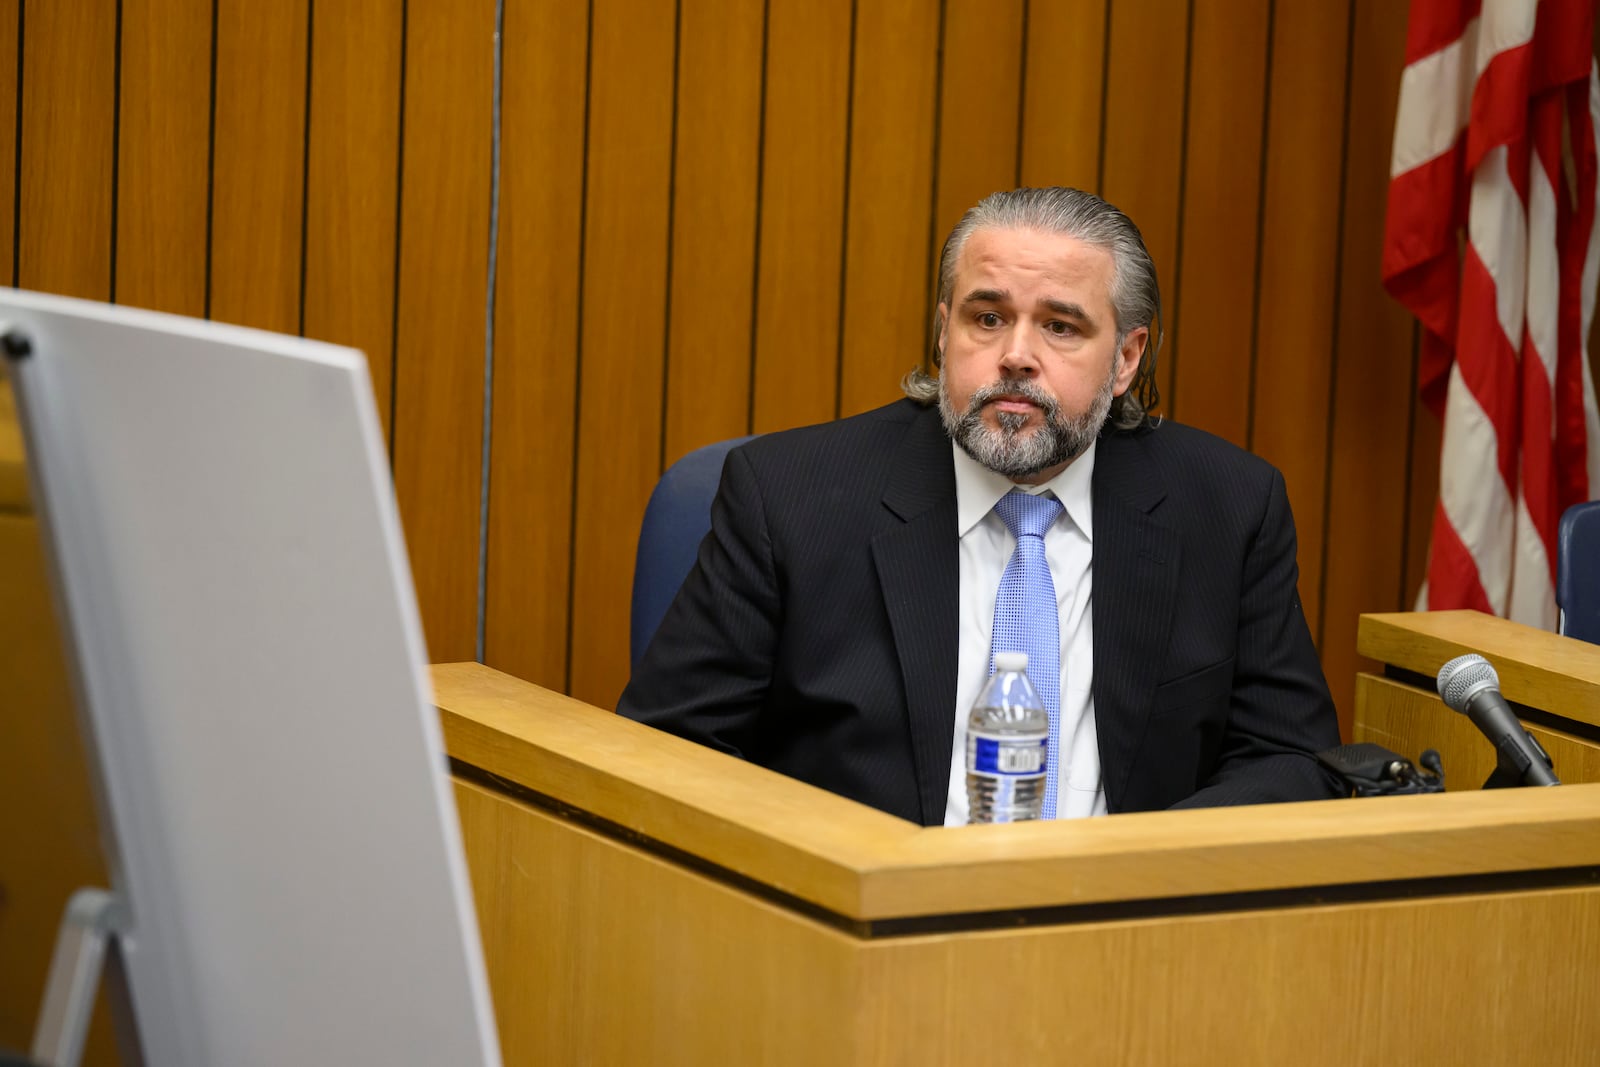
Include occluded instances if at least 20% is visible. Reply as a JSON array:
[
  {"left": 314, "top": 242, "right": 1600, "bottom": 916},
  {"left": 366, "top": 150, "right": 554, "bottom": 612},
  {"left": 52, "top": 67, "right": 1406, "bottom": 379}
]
[
  {"left": 390, "top": 0, "right": 494, "bottom": 664},
  {"left": 456, "top": 747, "right": 1600, "bottom": 1066},
  {"left": 837, "top": 0, "right": 938, "bottom": 418},
  {"left": 1355, "top": 671, "right": 1600, "bottom": 791},
  {"left": 17, "top": 0, "right": 115, "bottom": 299},
  {"left": 302, "top": 0, "right": 404, "bottom": 435},
  {"left": 566, "top": 0, "right": 678, "bottom": 709},
  {"left": 435, "top": 659, "right": 1600, "bottom": 923},
  {"left": 1358, "top": 610, "right": 1600, "bottom": 728},
  {"left": 115, "top": 0, "right": 210, "bottom": 318},
  {"left": 1250, "top": 0, "right": 1354, "bottom": 636},
  {"left": 208, "top": 0, "right": 308, "bottom": 332},
  {"left": 6, "top": 0, "right": 1551, "bottom": 758},
  {"left": 1168, "top": 0, "right": 1270, "bottom": 443},
  {"left": 482, "top": 0, "right": 589, "bottom": 692},
  {"left": 749, "top": 0, "right": 852, "bottom": 434}
]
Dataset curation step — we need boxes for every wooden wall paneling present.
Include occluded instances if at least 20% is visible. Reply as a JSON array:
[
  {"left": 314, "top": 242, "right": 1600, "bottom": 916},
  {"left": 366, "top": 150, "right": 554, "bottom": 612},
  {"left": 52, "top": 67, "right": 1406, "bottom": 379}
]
[
  {"left": 391, "top": 0, "right": 494, "bottom": 664},
  {"left": 1405, "top": 383, "right": 1441, "bottom": 606},
  {"left": 836, "top": 0, "right": 938, "bottom": 417},
  {"left": 1167, "top": 0, "right": 1270, "bottom": 445},
  {"left": 1018, "top": 0, "right": 1105, "bottom": 192},
  {"left": 748, "top": 0, "right": 852, "bottom": 432},
  {"left": 302, "top": 0, "right": 403, "bottom": 436},
  {"left": 1320, "top": 0, "right": 1415, "bottom": 735},
  {"left": 930, "top": 0, "right": 1025, "bottom": 242},
  {"left": 1249, "top": 0, "right": 1353, "bottom": 634},
  {"left": 567, "top": 0, "right": 678, "bottom": 708},
  {"left": 661, "top": 0, "right": 763, "bottom": 456},
  {"left": 0, "top": 1, "right": 17, "bottom": 287},
  {"left": 116, "top": 0, "right": 210, "bottom": 317},
  {"left": 208, "top": 0, "right": 308, "bottom": 332},
  {"left": 483, "top": 0, "right": 589, "bottom": 692},
  {"left": 17, "top": 0, "right": 116, "bottom": 299},
  {"left": 1097, "top": 0, "right": 1189, "bottom": 417}
]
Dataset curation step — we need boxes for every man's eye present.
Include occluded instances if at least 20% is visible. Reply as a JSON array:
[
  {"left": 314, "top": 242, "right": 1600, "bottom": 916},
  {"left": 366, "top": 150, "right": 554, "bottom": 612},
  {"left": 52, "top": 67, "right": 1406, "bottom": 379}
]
[
  {"left": 976, "top": 312, "right": 1003, "bottom": 328},
  {"left": 1045, "top": 320, "right": 1075, "bottom": 336}
]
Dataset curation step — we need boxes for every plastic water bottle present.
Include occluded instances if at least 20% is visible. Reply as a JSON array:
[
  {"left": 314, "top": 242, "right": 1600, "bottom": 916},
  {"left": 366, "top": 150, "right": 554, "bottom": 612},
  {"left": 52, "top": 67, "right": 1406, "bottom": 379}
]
[{"left": 965, "top": 651, "right": 1048, "bottom": 823}]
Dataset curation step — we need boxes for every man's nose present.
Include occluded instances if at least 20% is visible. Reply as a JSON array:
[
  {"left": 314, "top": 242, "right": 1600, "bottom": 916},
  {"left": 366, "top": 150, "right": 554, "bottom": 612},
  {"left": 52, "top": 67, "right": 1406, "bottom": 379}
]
[{"left": 997, "top": 324, "right": 1040, "bottom": 376}]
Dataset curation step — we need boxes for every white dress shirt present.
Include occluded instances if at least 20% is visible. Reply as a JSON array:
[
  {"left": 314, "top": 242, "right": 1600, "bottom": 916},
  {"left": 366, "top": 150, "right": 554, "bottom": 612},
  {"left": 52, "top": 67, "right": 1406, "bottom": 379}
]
[{"left": 943, "top": 440, "right": 1107, "bottom": 824}]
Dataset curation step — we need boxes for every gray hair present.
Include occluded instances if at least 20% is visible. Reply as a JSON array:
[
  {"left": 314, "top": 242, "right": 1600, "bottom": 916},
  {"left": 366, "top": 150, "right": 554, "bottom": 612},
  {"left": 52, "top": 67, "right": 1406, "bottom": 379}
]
[{"left": 902, "top": 186, "right": 1163, "bottom": 431}]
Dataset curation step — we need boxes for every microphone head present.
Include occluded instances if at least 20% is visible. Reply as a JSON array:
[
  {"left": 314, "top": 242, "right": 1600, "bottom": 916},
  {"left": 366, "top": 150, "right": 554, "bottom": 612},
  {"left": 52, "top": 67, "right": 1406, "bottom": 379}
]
[{"left": 1436, "top": 652, "right": 1500, "bottom": 712}]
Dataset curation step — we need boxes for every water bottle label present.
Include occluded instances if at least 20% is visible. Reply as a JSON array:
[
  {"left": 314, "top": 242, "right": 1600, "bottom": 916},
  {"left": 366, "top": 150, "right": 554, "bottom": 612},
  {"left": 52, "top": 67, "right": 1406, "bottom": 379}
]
[{"left": 968, "top": 733, "right": 1047, "bottom": 776}]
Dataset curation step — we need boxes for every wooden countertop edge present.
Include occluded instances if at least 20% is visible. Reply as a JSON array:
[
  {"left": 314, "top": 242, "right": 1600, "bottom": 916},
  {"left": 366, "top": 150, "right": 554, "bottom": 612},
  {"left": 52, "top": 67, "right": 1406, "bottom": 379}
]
[
  {"left": 1357, "top": 611, "right": 1600, "bottom": 730},
  {"left": 434, "top": 662, "right": 1600, "bottom": 921}
]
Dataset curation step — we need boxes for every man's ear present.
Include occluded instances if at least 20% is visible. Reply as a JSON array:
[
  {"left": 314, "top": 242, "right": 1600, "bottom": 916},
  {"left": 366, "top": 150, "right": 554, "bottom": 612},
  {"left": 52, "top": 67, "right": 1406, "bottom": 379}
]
[
  {"left": 1113, "top": 326, "right": 1147, "bottom": 395},
  {"left": 936, "top": 302, "right": 950, "bottom": 360}
]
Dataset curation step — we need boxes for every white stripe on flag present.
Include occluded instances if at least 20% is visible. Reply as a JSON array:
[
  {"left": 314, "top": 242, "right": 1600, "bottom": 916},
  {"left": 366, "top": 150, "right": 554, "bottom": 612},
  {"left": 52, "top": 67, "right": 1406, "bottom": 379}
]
[
  {"left": 1525, "top": 146, "right": 1559, "bottom": 385},
  {"left": 1509, "top": 495, "right": 1556, "bottom": 627},
  {"left": 1392, "top": 22, "right": 1478, "bottom": 176},
  {"left": 1468, "top": 144, "right": 1529, "bottom": 351},
  {"left": 1439, "top": 364, "right": 1516, "bottom": 613},
  {"left": 1473, "top": 0, "right": 1537, "bottom": 83}
]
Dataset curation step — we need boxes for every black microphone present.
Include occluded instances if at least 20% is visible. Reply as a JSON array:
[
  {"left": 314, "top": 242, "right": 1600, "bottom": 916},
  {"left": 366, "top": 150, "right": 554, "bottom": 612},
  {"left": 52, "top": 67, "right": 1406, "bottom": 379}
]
[{"left": 1435, "top": 653, "right": 1559, "bottom": 787}]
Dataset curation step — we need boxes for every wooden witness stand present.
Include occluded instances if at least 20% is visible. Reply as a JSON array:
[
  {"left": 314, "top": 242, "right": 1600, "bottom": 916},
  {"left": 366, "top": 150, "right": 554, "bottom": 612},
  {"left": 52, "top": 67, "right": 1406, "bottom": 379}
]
[{"left": 437, "top": 612, "right": 1600, "bottom": 1066}]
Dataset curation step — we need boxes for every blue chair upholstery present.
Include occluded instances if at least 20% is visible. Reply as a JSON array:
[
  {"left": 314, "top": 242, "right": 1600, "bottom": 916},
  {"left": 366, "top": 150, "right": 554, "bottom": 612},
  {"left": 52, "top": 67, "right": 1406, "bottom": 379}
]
[
  {"left": 1557, "top": 499, "right": 1600, "bottom": 644},
  {"left": 630, "top": 436, "right": 756, "bottom": 668}
]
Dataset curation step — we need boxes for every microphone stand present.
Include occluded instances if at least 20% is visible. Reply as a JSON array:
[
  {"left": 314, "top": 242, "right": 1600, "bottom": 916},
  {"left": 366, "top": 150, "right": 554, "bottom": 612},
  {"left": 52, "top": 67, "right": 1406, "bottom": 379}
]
[{"left": 1481, "top": 729, "right": 1558, "bottom": 790}]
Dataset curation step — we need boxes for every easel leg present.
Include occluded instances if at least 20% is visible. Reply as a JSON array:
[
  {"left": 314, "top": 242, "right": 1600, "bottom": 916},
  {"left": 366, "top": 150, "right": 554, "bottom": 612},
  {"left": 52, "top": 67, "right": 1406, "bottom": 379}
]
[{"left": 30, "top": 889, "right": 123, "bottom": 1067}]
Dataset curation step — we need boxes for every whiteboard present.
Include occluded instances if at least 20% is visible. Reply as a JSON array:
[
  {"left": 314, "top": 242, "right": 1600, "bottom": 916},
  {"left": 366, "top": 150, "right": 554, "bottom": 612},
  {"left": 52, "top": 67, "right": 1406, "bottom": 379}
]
[{"left": 1, "top": 290, "right": 501, "bottom": 1066}]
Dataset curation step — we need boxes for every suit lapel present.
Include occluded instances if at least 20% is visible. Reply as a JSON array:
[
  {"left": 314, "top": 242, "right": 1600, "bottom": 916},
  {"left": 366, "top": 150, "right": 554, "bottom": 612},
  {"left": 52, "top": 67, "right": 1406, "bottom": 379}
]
[
  {"left": 1091, "top": 429, "right": 1180, "bottom": 811},
  {"left": 871, "top": 408, "right": 960, "bottom": 826}
]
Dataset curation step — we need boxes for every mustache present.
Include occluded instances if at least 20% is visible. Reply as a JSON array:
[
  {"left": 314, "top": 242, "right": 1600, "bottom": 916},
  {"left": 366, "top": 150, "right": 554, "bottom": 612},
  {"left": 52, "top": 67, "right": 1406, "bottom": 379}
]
[{"left": 965, "top": 379, "right": 1060, "bottom": 418}]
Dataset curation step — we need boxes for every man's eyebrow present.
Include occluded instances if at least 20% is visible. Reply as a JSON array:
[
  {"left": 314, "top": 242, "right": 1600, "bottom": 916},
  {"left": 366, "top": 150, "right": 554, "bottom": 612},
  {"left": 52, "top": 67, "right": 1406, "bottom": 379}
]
[
  {"left": 1042, "top": 297, "right": 1092, "bottom": 320},
  {"left": 958, "top": 288, "right": 1009, "bottom": 306}
]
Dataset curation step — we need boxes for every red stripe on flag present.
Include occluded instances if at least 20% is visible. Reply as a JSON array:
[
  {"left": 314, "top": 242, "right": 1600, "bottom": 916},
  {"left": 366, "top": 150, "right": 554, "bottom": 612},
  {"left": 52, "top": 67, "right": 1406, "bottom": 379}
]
[
  {"left": 1426, "top": 499, "right": 1495, "bottom": 613},
  {"left": 1405, "top": 0, "right": 1482, "bottom": 66},
  {"left": 1555, "top": 74, "right": 1596, "bottom": 510},
  {"left": 1383, "top": 141, "right": 1466, "bottom": 337},
  {"left": 1529, "top": 0, "right": 1595, "bottom": 95},
  {"left": 1466, "top": 41, "right": 1537, "bottom": 175}
]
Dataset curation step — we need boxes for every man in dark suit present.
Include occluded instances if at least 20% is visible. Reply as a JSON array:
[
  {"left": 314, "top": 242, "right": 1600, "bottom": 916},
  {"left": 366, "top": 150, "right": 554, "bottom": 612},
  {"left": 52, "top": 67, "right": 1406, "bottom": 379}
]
[{"left": 619, "top": 187, "right": 1342, "bottom": 826}]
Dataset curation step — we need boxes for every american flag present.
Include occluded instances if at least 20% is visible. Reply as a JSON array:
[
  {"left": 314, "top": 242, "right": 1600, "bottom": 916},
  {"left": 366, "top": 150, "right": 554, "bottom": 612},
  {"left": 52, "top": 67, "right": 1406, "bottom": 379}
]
[{"left": 1383, "top": 0, "right": 1600, "bottom": 627}]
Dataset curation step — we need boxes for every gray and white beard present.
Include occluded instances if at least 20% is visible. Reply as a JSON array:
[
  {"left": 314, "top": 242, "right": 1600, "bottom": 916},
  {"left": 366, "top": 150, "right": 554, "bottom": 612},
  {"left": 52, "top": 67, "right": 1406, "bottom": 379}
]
[{"left": 938, "top": 361, "right": 1117, "bottom": 480}]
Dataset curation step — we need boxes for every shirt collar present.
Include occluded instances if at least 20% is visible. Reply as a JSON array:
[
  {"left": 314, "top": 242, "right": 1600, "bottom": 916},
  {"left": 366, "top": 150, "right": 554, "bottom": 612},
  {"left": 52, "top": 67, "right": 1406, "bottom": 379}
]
[{"left": 951, "top": 436, "right": 1096, "bottom": 542}]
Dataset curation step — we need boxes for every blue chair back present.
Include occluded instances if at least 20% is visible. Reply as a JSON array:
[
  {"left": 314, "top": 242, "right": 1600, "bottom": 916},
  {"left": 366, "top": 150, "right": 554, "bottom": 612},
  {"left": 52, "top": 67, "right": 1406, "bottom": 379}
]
[
  {"left": 1558, "top": 499, "right": 1600, "bottom": 644},
  {"left": 630, "top": 436, "right": 755, "bottom": 667}
]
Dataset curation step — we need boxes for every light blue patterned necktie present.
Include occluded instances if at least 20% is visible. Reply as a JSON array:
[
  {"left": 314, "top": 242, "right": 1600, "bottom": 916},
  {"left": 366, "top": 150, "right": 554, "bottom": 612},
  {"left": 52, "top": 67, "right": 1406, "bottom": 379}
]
[{"left": 990, "top": 490, "right": 1065, "bottom": 818}]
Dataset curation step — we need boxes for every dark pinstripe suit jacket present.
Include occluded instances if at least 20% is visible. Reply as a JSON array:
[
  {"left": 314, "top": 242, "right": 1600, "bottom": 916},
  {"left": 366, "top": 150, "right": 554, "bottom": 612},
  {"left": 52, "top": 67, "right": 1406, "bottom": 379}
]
[{"left": 618, "top": 399, "right": 1342, "bottom": 825}]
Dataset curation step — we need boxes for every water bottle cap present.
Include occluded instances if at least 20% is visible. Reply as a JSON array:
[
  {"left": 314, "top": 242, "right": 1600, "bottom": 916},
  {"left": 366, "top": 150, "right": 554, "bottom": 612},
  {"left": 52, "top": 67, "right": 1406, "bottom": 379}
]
[{"left": 994, "top": 651, "right": 1028, "bottom": 672}]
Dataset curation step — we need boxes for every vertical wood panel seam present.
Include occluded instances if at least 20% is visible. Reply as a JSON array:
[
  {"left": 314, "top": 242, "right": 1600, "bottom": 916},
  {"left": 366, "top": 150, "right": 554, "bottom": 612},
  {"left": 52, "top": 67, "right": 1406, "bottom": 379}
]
[
  {"left": 388, "top": 0, "right": 409, "bottom": 459},
  {"left": 1314, "top": 0, "right": 1359, "bottom": 654},
  {"left": 1401, "top": 319, "right": 1421, "bottom": 606},
  {"left": 477, "top": 0, "right": 507, "bottom": 663},
  {"left": 745, "top": 0, "right": 771, "bottom": 435},
  {"left": 1245, "top": 0, "right": 1277, "bottom": 453},
  {"left": 297, "top": 0, "right": 315, "bottom": 336},
  {"left": 1164, "top": 0, "right": 1196, "bottom": 422},
  {"left": 921, "top": 0, "right": 948, "bottom": 367},
  {"left": 562, "top": 0, "right": 596, "bottom": 693},
  {"left": 1012, "top": 0, "right": 1029, "bottom": 188},
  {"left": 9, "top": 0, "right": 19, "bottom": 286},
  {"left": 109, "top": 0, "right": 123, "bottom": 302},
  {"left": 657, "top": 0, "right": 683, "bottom": 473},
  {"left": 832, "top": 0, "right": 858, "bottom": 421},
  {"left": 203, "top": 0, "right": 218, "bottom": 317},
  {"left": 1093, "top": 0, "right": 1111, "bottom": 196}
]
